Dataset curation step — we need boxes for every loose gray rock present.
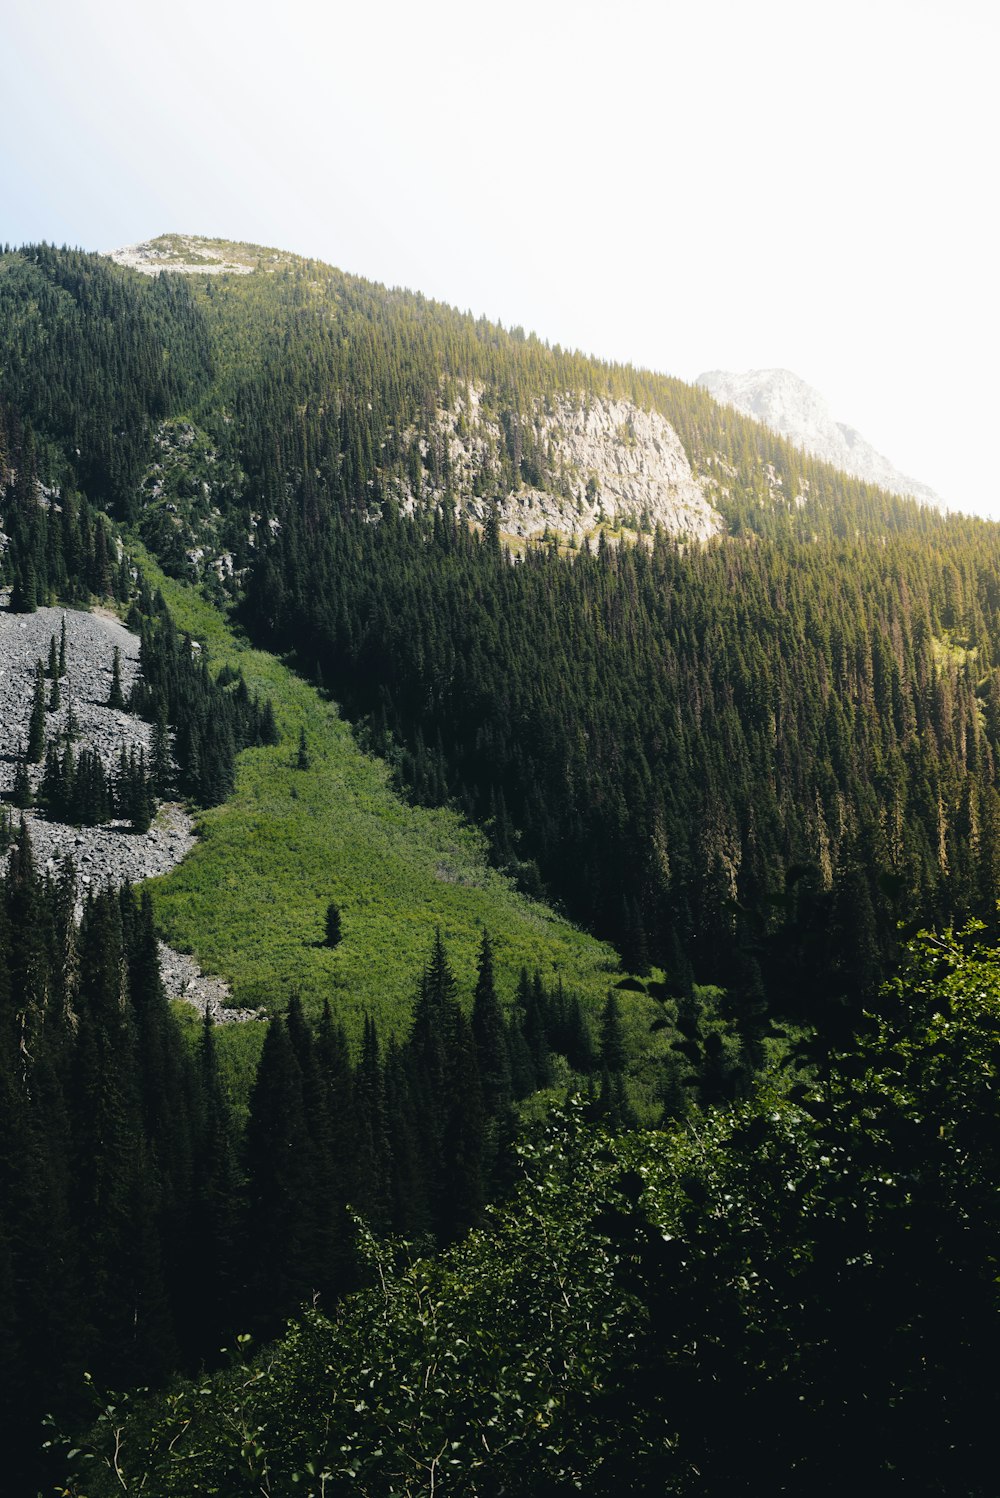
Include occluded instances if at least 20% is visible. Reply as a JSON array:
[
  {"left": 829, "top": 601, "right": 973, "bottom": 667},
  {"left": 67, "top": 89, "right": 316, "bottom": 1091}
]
[
  {"left": 0, "top": 597, "right": 254, "bottom": 1022},
  {"left": 158, "top": 942, "right": 263, "bottom": 1024}
]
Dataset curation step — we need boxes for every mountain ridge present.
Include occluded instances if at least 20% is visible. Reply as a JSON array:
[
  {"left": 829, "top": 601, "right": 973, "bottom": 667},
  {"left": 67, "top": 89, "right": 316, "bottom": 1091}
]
[{"left": 697, "top": 365, "right": 943, "bottom": 508}]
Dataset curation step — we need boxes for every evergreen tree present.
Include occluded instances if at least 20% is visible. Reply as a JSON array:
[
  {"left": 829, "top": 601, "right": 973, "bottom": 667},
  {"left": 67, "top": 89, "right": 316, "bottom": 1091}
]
[
  {"left": 324, "top": 899, "right": 342, "bottom": 947},
  {"left": 108, "top": 646, "right": 125, "bottom": 709},
  {"left": 599, "top": 992, "right": 627, "bottom": 1074},
  {"left": 11, "top": 757, "right": 31, "bottom": 809},
  {"left": 471, "top": 930, "right": 511, "bottom": 1115},
  {"left": 242, "top": 1016, "right": 317, "bottom": 1331},
  {"left": 26, "top": 662, "right": 46, "bottom": 762}
]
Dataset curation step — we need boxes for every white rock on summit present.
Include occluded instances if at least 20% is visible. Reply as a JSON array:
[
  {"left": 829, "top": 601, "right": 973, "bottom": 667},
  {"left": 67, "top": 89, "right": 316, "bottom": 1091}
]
[{"left": 697, "top": 368, "right": 943, "bottom": 508}]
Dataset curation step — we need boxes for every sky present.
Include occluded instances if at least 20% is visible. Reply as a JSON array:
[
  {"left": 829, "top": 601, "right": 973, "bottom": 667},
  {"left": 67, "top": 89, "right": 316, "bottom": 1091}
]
[{"left": 5, "top": 0, "right": 998, "bottom": 515}]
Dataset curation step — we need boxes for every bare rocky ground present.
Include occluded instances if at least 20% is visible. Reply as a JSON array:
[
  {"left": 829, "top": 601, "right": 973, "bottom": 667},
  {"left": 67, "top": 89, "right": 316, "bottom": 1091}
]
[
  {"left": 157, "top": 942, "right": 261, "bottom": 1023},
  {"left": 0, "top": 594, "right": 260, "bottom": 1021}
]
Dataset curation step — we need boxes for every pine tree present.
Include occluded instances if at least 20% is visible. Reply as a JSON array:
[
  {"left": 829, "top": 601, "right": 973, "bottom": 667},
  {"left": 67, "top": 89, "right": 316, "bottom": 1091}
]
[
  {"left": 11, "top": 758, "right": 31, "bottom": 810},
  {"left": 187, "top": 1011, "right": 240, "bottom": 1355},
  {"left": 242, "top": 1017, "right": 316, "bottom": 1331},
  {"left": 26, "top": 664, "right": 46, "bottom": 763},
  {"left": 64, "top": 687, "right": 79, "bottom": 741},
  {"left": 408, "top": 931, "right": 485, "bottom": 1241},
  {"left": 58, "top": 615, "right": 67, "bottom": 676},
  {"left": 108, "top": 646, "right": 125, "bottom": 709},
  {"left": 324, "top": 899, "right": 342, "bottom": 947},
  {"left": 600, "top": 992, "right": 627, "bottom": 1074},
  {"left": 471, "top": 930, "right": 511, "bottom": 1115},
  {"left": 151, "top": 708, "right": 172, "bottom": 797}
]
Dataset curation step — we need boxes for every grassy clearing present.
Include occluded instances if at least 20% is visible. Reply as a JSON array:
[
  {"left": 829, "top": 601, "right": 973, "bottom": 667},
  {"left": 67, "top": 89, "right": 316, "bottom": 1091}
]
[{"left": 134, "top": 546, "right": 623, "bottom": 1047}]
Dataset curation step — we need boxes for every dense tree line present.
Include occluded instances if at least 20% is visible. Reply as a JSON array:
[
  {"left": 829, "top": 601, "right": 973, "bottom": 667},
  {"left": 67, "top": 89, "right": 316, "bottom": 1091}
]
[
  {"left": 0, "top": 247, "right": 211, "bottom": 519},
  {"left": 243, "top": 499, "right": 1000, "bottom": 1003},
  {"left": 0, "top": 241, "right": 944, "bottom": 545},
  {"left": 0, "top": 833, "right": 214, "bottom": 1492},
  {"left": 0, "top": 403, "right": 129, "bottom": 609},
  {"left": 0, "top": 830, "right": 635, "bottom": 1492},
  {"left": 126, "top": 581, "right": 279, "bottom": 804},
  {"left": 35, "top": 740, "right": 154, "bottom": 831},
  {"left": 64, "top": 924, "right": 1000, "bottom": 1497}
]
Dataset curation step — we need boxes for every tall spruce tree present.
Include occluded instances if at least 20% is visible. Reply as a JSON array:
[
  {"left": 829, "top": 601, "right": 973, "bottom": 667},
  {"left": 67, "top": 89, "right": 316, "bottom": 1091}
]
[{"left": 26, "top": 662, "right": 46, "bottom": 762}]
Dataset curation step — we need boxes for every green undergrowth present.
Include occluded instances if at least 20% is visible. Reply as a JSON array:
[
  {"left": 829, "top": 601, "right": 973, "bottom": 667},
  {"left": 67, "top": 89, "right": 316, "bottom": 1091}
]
[{"left": 134, "top": 545, "right": 635, "bottom": 1052}]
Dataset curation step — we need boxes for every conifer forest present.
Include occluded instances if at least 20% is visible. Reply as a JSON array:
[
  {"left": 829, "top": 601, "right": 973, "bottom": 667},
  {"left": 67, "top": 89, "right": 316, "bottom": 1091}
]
[{"left": 2, "top": 240, "right": 1000, "bottom": 1493}]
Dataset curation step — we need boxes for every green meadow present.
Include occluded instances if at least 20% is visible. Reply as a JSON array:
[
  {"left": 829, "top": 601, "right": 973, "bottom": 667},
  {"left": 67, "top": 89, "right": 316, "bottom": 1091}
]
[{"left": 136, "top": 547, "right": 624, "bottom": 1048}]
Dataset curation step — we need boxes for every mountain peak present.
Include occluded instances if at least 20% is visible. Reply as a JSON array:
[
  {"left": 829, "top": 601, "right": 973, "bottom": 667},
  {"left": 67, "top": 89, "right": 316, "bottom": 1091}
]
[
  {"left": 696, "top": 367, "right": 943, "bottom": 508},
  {"left": 108, "top": 232, "right": 293, "bottom": 276}
]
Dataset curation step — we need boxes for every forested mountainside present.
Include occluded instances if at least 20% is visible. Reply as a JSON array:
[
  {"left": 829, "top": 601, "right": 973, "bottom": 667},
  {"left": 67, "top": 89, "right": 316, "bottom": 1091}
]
[
  {"left": 0, "top": 827, "right": 632, "bottom": 1493},
  {"left": 4, "top": 236, "right": 1000, "bottom": 1492},
  {"left": 2, "top": 237, "right": 998, "bottom": 997}
]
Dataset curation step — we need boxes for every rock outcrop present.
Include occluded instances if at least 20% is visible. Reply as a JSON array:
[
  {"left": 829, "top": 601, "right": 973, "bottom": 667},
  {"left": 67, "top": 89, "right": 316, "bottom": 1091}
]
[
  {"left": 109, "top": 233, "right": 290, "bottom": 277},
  {"left": 392, "top": 385, "right": 722, "bottom": 544}
]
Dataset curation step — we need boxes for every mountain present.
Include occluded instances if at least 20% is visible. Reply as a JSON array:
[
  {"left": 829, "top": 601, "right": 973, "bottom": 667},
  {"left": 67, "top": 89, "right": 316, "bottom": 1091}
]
[
  {"left": 112, "top": 234, "right": 722, "bottom": 545},
  {"left": 5, "top": 232, "right": 1000, "bottom": 1495},
  {"left": 697, "top": 366, "right": 943, "bottom": 507},
  {"left": 2, "top": 232, "right": 998, "bottom": 997}
]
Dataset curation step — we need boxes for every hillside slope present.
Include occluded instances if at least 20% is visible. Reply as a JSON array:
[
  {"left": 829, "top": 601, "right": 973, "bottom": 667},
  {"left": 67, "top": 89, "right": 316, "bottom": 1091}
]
[
  {"left": 135, "top": 547, "right": 627, "bottom": 1044},
  {"left": 4, "top": 235, "right": 997, "bottom": 1008}
]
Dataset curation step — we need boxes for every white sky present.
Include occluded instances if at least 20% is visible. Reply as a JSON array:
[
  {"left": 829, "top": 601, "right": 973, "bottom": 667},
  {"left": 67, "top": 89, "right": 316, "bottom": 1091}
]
[{"left": 4, "top": 0, "right": 998, "bottom": 515}]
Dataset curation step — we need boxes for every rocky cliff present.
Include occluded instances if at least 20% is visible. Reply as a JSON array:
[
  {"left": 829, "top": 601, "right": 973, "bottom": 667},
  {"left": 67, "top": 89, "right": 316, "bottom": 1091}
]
[{"left": 391, "top": 385, "right": 723, "bottom": 545}]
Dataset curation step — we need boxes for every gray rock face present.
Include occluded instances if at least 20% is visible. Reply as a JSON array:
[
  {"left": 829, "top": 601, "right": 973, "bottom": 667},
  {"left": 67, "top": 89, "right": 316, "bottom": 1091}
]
[
  {"left": 389, "top": 385, "right": 723, "bottom": 544},
  {"left": 697, "top": 368, "right": 943, "bottom": 508},
  {"left": 0, "top": 599, "right": 254, "bottom": 1021}
]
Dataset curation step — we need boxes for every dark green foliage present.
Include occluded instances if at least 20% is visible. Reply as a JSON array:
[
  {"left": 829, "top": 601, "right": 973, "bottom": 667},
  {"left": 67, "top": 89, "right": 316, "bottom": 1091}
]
[
  {"left": 0, "top": 844, "right": 210, "bottom": 1491},
  {"left": 150, "top": 706, "right": 173, "bottom": 797},
  {"left": 243, "top": 1011, "right": 323, "bottom": 1326},
  {"left": 108, "top": 644, "right": 125, "bottom": 708},
  {"left": 11, "top": 757, "right": 32, "bottom": 808},
  {"left": 0, "top": 247, "right": 211, "bottom": 522},
  {"left": 244, "top": 497, "right": 1000, "bottom": 1009},
  {"left": 68, "top": 929, "right": 1000, "bottom": 1495},
  {"left": 26, "top": 661, "right": 46, "bottom": 762},
  {"left": 126, "top": 584, "right": 275, "bottom": 807},
  {"left": 40, "top": 741, "right": 112, "bottom": 826},
  {"left": 116, "top": 745, "right": 155, "bottom": 832},
  {"left": 0, "top": 403, "right": 130, "bottom": 609},
  {"left": 324, "top": 899, "right": 342, "bottom": 947}
]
